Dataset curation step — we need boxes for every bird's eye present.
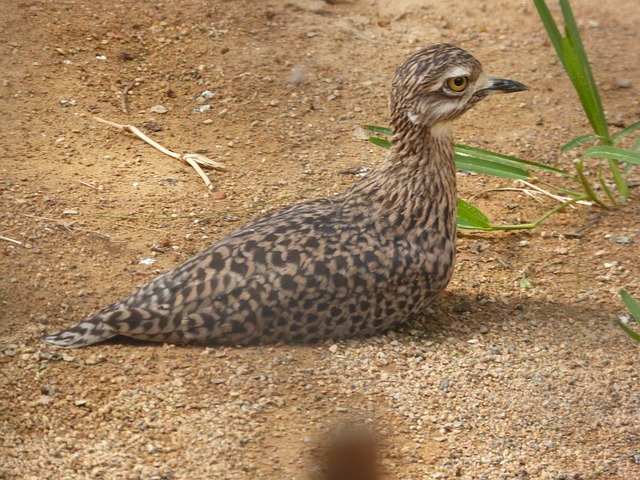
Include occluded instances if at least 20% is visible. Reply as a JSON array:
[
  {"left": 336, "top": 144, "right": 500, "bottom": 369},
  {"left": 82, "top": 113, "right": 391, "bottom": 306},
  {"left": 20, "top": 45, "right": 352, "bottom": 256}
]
[{"left": 446, "top": 76, "right": 469, "bottom": 92}]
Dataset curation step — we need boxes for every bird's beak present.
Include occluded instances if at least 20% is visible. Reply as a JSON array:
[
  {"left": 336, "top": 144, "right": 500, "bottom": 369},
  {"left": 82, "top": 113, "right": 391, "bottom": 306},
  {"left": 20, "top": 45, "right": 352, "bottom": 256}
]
[{"left": 479, "top": 76, "right": 528, "bottom": 94}]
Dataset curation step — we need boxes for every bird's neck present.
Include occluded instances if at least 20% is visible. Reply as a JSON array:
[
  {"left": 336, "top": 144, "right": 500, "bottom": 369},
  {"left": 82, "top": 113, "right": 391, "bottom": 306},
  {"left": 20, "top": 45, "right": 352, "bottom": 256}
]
[{"left": 346, "top": 121, "right": 457, "bottom": 234}]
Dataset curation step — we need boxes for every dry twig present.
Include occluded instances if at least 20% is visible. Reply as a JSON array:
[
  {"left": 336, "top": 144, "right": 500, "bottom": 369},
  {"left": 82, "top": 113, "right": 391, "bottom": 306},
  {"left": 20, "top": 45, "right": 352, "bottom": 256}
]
[
  {"left": 121, "top": 82, "right": 133, "bottom": 114},
  {"left": 94, "top": 117, "right": 226, "bottom": 190},
  {"left": 0, "top": 235, "right": 22, "bottom": 245}
]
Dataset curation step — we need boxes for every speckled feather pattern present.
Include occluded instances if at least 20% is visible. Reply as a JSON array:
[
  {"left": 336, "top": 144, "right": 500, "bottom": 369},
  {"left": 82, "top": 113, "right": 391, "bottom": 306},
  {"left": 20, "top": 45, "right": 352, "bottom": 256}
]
[{"left": 42, "top": 44, "right": 526, "bottom": 348}]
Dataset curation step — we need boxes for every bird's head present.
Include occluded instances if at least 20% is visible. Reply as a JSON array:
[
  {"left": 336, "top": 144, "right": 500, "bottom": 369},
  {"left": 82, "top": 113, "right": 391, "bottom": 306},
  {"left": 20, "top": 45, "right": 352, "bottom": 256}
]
[{"left": 390, "top": 44, "right": 528, "bottom": 129}]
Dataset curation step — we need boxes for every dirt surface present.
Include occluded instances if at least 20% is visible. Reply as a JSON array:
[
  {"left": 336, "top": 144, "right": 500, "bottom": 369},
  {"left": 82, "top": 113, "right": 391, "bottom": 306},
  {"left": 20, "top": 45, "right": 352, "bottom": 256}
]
[{"left": 1, "top": 0, "right": 639, "bottom": 479}]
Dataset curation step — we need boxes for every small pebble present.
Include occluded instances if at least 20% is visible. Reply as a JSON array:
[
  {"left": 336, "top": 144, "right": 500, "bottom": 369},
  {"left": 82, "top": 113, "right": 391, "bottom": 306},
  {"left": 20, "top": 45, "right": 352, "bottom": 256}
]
[
  {"left": 139, "top": 256, "right": 157, "bottom": 265},
  {"left": 287, "top": 65, "right": 305, "bottom": 85},
  {"left": 149, "top": 105, "right": 168, "bottom": 114},
  {"left": 615, "top": 78, "right": 631, "bottom": 89}
]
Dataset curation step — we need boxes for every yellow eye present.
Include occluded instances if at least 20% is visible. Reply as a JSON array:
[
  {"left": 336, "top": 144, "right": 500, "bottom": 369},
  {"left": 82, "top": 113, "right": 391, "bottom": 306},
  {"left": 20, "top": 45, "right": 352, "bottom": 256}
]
[{"left": 447, "top": 76, "right": 469, "bottom": 92}]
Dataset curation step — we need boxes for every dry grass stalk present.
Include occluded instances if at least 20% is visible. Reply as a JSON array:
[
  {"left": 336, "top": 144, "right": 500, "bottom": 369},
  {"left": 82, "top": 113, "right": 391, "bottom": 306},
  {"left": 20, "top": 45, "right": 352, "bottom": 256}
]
[{"left": 93, "top": 116, "right": 226, "bottom": 190}]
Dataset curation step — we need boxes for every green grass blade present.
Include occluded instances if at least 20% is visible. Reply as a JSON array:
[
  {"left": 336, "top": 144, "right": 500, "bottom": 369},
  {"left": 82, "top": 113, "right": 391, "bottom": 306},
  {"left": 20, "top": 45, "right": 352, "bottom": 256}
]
[
  {"left": 455, "top": 156, "right": 530, "bottom": 180},
  {"left": 368, "top": 137, "right": 391, "bottom": 149},
  {"left": 560, "top": 0, "right": 610, "bottom": 143},
  {"left": 366, "top": 128, "right": 571, "bottom": 177},
  {"left": 617, "top": 290, "right": 640, "bottom": 342},
  {"left": 617, "top": 321, "right": 640, "bottom": 343},
  {"left": 455, "top": 144, "right": 570, "bottom": 175},
  {"left": 583, "top": 146, "right": 640, "bottom": 165},
  {"left": 561, "top": 36, "right": 607, "bottom": 142},
  {"left": 533, "top": 0, "right": 567, "bottom": 69},
  {"left": 597, "top": 163, "right": 618, "bottom": 205},
  {"left": 612, "top": 120, "right": 640, "bottom": 144},
  {"left": 620, "top": 290, "right": 640, "bottom": 323},
  {"left": 456, "top": 198, "right": 492, "bottom": 230},
  {"left": 561, "top": 133, "right": 599, "bottom": 151},
  {"left": 363, "top": 125, "right": 393, "bottom": 136}
]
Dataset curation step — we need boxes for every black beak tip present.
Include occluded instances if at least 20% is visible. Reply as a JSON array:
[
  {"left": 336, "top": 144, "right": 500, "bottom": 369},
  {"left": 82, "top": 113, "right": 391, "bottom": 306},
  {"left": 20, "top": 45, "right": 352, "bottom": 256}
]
[{"left": 494, "top": 78, "right": 528, "bottom": 93}]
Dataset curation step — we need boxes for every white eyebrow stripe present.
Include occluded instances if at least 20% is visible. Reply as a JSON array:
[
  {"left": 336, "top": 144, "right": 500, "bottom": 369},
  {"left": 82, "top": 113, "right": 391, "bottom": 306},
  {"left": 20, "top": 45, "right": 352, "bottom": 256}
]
[{"left": 445, "top": 66, "right": 471, "bottom": 78}]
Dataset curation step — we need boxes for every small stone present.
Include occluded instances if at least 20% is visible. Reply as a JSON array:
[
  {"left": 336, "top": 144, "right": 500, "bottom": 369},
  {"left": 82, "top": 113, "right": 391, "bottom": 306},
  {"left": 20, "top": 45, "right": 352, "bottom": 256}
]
[
  {"left": 203, "top": 119, "right": 214, "bottom": 125},
  {"left": 352, "top": 126, "right": 371, "bottom": 141},
  {"left": 196, "top": 90, "right": 215, "bottom": 102},
  {"left": 328, "top": 344, "right": 338, "bottom": 353},
  {"left": 192, "top": 104, "right": 211, "bottom": 114},
  {"left": 62, "top": 354, "right": 75, "bottom": 362},
  {"left": 210, "top": 191, "right": 226, "bottom": 201},
  {"left": 74, "top": 399, "right": 88, "bottom": 406},
  {"left": 469, "top": 242, "right": 489, "bottom": 253},
  {"left": 149, "top": 105, "right": 168, "bottom": 114},
  {"left": 62, "top": 209, "right": 78, "bottom": 215},
  {"left": 479, "top": 325, "right": 489, "bottom": 334},
  {"left": 143, "top": 121, "right": 163, "bottom": 132},
  {"left": 139, "top": 256, "right": 157, "bottom": 265},
  {"left": 615, "top": 78, "right": 631, "bottom": 89},
  {"left": 287, "top": 65, "right": 305, "bottom": 85}
]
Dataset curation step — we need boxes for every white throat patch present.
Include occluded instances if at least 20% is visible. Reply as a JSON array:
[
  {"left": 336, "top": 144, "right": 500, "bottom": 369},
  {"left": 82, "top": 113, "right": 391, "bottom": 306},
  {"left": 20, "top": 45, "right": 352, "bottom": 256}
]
[{"left": 431, "top": 122, "right": 452, "bottom": 139}]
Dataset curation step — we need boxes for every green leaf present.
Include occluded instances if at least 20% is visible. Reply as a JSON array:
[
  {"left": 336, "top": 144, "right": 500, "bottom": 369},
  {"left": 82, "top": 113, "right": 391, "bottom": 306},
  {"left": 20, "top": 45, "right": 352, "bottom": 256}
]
[
  {"left": 561, "top": 133, "right": 599, "bottom": 151},
  {"left": 456, "top": 198, "right": 492, "bottom": 230},
  {"left": 368, "top": 137, "right": 391, "bottom": 149},
  {"left": 617, "top": 321, "right": 640, "bottom": 343},
  {"left": 561, "top": 0, "right": 610, "bottom": 143},
  {"left": 617, "top": 290, "right": 640, "bottom": 342},
  {"left": 363, "top": 125, "right": 393, "bottom": 136},
  {"left": 561, "top": 36, "right": 603, "bottom": 141},
  {"left": 583, "top": 146, "right": 640, "bottom": 165},
  {"left": 455, "top": 144, "right": 570, "bottom": 176},
  {"left": 455, "top": 156, "right": 530, "bottom": 180},
  {"left": 519, "top": 276, "right": 533, "bottom": 289},
  {"left": 620, "top": 290, "right": 640, "bottom": 323},
  {"left": 612, "top": 120, "right": 640, "bottom": 144}
]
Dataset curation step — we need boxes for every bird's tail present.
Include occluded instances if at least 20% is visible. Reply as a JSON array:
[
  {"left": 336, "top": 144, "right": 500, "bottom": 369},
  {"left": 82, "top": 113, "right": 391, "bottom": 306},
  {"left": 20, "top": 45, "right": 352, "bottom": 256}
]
[
  {"left": 42, "top": 315, "right": 118, "bottom": 348},
  {"left": 42, "top": 306, "right": 175, "bottom": 349}
]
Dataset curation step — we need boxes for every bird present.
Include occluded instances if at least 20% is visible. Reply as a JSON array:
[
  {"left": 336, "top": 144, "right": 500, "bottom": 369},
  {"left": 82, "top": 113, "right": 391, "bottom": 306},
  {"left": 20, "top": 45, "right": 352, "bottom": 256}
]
[{"left": 42, "top": 44, "right": 527, "bottom": 349}]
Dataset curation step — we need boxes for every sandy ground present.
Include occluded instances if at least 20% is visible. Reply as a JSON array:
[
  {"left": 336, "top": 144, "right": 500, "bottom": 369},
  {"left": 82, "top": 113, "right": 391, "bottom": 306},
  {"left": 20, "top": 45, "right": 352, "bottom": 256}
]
[{"left": 1, "top": 0, "right": 639, "bottom": 479}]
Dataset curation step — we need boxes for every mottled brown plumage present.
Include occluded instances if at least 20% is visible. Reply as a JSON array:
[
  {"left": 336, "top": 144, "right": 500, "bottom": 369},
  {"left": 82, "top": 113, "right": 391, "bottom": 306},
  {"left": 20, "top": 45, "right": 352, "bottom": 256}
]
[{"left": 43, "top": 44, "right": 527, "bottom": 348}]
